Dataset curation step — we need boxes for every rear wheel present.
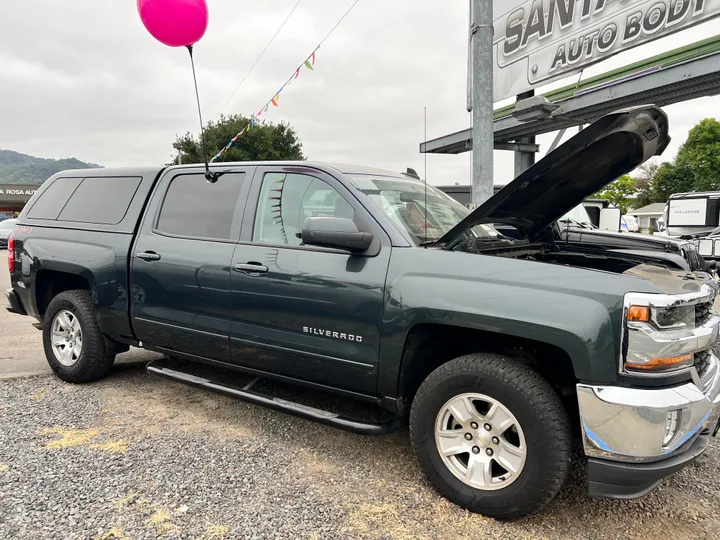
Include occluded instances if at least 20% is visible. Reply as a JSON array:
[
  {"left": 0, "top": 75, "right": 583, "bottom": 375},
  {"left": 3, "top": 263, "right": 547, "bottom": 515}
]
[
  {"left": 42, "top": 290, "right": 115, "bottom": 383},
  {"left": 409, "top": 353, "right": 571, "bottom": 520}
]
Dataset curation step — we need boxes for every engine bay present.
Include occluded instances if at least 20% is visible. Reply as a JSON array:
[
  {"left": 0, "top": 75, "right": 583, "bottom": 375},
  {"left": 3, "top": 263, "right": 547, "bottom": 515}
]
[{"left": 450, "top": 236, "right": 684, "bottom": 275}]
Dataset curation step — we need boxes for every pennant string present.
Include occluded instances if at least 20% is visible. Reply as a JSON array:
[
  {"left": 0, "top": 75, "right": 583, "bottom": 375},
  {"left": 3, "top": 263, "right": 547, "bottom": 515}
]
[
  {"left": 211, "top": 48, "right": 319, "bottom": 163},
  {"left": 211, "top": 0, "right": 363, "bottom": 163}
]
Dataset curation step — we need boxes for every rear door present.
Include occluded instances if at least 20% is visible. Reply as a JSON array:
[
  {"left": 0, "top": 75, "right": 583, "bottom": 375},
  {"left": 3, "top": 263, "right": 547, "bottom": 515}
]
[
  {"left": 227, "top": 166, "right": 392, "bottom": 394},
  {"left": 131, "top": 167, "right": 253, "bottom": 362}
]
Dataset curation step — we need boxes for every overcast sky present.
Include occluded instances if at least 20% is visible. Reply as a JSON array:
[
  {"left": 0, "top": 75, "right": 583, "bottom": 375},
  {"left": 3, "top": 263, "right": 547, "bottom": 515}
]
[{"left": 1, "top": 0, "right": 718, "bottom": 186}]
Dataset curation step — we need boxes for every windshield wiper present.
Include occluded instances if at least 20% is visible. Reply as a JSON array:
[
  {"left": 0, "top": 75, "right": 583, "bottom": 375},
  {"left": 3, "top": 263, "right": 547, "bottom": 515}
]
[
  {"left": 418, "top": 239, "right": 439, "bottom": 247},
  {"left": 559, "top": 218, "right": 591, "bottom": 230}
]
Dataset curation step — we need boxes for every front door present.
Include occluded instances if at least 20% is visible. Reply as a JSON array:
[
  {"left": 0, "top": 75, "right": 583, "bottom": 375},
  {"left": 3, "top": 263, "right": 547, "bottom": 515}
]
[
  {"left": 229, "top": 166, "right": 391, "bottom": 394},
  {"left": 131, "top": 168, "right": 252, "bottom": 362}
]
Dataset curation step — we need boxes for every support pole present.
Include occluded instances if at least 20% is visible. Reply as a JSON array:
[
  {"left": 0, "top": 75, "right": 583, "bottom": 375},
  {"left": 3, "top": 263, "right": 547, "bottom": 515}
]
[
  {"left": 471, "top": 0, "right": 494, "bottom": 207},
  {"left": 466, "top": 0, "right": 474, "bottom": 113},
  {"left": 514, "top": 90, "right": 537, "bottom": 177}
]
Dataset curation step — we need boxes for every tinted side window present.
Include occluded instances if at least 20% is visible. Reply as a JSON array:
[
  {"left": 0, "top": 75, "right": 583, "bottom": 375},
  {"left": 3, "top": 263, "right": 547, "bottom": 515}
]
[
  {"left": 253, "top": 172, "right": 355, "bottom": 246},
  {"left": 58, "top": 177, "right": 142, "bottom": 225},
  {"left": 156, "top": 173, "right": 245, "bottom": 240},
  {"left": 26, "top": 177, "right": 83, "bottom": 220}
]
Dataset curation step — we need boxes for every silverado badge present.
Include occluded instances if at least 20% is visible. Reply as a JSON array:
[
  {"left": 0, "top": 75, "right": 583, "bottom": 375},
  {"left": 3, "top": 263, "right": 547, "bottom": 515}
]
[{"left": 303, "top": 327, "right": 363, "bottom": 342}]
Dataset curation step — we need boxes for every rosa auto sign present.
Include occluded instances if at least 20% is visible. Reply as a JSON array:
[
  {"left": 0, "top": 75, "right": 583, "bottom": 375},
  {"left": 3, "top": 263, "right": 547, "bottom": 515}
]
[
  {"left": 0, "top": 186, "right": 38, "bottom": 201},
  {"left": 493, "top": 0, "right": 720, "bottom": 102}
]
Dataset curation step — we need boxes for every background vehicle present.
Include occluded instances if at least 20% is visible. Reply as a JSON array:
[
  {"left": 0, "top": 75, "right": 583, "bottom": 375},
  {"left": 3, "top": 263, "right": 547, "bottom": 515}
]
[
  {"left": 663, "top": 191, "right": 720, "bottom": 238},
  {"left": 622, "top": 215, "right": 639, "bottom": 232},
  {"left": 0, "top": 218, "right": 16, "bottom": 249},
  {"left": 6, "top": 107, "right": 720, "bottom": 520}
]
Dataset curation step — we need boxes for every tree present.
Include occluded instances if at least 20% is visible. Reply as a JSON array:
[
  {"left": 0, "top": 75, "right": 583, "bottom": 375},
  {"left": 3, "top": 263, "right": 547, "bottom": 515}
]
[
  {"left": 593, "top": 174, "right": 636, "bottom": 213},
  {"left": 650, "top": 162, "right": 694, "bottom": 203},
  {"left": 612, "top": 118, "right": 720, "bottom": 208},
  {"left": 632, "top": 160, "right": 660, "bottom": 209},
  {"left": 674, "top": 118, "right": 720, "bottom": 192},
  {"left": 172, "top": 114, "right": 305, "bottom": 164}
]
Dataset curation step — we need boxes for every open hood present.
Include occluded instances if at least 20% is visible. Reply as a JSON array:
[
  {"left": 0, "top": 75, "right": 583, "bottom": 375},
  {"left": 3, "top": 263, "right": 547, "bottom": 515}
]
[{"left": 438, "top": 106, "right": 670, "bottom": 246}]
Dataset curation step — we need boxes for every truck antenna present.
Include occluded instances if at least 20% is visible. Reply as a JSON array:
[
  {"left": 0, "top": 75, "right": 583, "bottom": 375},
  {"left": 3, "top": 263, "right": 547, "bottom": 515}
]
[
  {"left": 187, "top": 45, "right": 217, "bottom": 183},
  {"left": 424, "top": 106, "right": 428, "bottom": 248}
]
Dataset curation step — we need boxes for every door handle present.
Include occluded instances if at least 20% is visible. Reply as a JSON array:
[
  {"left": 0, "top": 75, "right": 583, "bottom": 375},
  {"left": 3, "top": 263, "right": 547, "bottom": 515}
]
[
  {"left": 136, "top": 251, "right": 161, "bottom": 262},
  {"left": 234, "top": 262, "right": 268, "bottom": 275}
]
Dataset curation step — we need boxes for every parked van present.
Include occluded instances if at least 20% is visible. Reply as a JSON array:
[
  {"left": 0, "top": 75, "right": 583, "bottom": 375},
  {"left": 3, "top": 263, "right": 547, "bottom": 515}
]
[{"left": 622, "top": 215, "right": 639, "bottom": 232}]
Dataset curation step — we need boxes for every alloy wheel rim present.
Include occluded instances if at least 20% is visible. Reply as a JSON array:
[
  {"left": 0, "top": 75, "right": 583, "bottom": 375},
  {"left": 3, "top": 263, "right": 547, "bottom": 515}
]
[
  {"left": 51, "top": 310, "right": 83, "bottom": 367},
  {"left": 434, "top": 392, "right": 526, "bottom": 491}
]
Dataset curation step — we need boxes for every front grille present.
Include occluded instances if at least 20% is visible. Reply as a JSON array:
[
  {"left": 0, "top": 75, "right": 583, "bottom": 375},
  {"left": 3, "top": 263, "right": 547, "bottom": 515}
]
[
  {"left": 695, "top": 301, "right": 714, "bottom": 327},
  {"left": 695, "top": 350, "right": 712, "bottom": 379}
]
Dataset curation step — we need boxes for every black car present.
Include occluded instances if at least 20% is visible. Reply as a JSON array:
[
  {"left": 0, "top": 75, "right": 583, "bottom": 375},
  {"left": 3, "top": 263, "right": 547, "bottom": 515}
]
[{"left": 0, "top": 218, "right": 16, "bottom": 249}]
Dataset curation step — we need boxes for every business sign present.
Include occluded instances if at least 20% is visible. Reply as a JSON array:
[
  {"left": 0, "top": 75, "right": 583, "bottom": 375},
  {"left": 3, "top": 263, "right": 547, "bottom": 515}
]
[
  {"left": 493, "top": 0, "right": 720, "bottom": 102},
  {"left": 0, "top": 185, "right": 38, "bottom": 202},
  {"left": 667, "top": 197, "right": 707, "bottom": 225}
]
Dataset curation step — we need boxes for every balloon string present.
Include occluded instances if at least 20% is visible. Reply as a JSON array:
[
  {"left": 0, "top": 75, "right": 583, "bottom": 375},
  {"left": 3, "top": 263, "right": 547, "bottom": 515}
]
[{"left": 187, "top": 45, "right": 215, "bottom": 183}]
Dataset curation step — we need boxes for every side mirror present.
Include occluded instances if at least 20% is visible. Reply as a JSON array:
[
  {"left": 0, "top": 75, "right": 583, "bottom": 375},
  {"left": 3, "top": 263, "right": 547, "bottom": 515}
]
[{"left": 302, "top": 217, "right": 374, "bottom": 253}]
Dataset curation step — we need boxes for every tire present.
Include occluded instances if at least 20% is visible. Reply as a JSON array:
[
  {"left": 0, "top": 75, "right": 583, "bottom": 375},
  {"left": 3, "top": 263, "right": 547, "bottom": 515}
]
[
  {"left": 42, "top": 290, "right": 115, "bottom": 383},
  {"left": 409, "top": 353, "right": 571, "bottom": 520}
]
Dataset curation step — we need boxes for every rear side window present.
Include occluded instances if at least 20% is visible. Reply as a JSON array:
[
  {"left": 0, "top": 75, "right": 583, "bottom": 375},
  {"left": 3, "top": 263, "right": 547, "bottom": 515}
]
[
  {"left": 156, "top": 173, "right": 245, "bottom": 240},
  {"left": 58, "top": 177, "right": 142, "bottom": 224},
  {"left": 27, "top": 176, "right": 141, "bottom": 225},
  {"left": 26, "top": 177, "right": 83, "bottom": 220}
]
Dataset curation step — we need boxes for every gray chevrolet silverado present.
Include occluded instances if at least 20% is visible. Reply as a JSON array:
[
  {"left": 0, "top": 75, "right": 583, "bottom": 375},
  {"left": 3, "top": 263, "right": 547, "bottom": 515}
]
[{"left": 6, "top": 106, "right": 720, "bottom": 519}]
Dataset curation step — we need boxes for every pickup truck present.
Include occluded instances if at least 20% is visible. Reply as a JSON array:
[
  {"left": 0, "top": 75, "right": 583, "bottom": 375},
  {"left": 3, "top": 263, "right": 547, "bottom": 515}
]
[{"left": 6, "top": 106, "right": 720, "bottom": 520}]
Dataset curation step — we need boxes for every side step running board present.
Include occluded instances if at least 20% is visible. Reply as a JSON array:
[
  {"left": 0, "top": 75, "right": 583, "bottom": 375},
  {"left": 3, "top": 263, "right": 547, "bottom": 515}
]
[{"left": 146, "top": 359, "right": 401, "bottom": 436}]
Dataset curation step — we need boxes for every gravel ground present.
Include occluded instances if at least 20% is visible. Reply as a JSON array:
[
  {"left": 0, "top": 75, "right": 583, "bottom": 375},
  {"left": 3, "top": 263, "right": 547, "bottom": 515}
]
[{"left": 0, "top": 355, "right": 719, "bottom": 540}]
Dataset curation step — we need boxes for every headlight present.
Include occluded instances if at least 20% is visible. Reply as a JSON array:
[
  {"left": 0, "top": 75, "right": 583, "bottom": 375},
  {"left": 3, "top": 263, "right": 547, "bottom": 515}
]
[
  {"left": 652, "top": 305, "right": 694, "bottom": 330},
  {"left": 624, "top": 303, "right": 697, "bottom": 373},
  {"left": 627, "top": 304, "right": 695, "bottom": 331},
  {"left": 623, "top": 285, "right": 717, "bottom": 375}
]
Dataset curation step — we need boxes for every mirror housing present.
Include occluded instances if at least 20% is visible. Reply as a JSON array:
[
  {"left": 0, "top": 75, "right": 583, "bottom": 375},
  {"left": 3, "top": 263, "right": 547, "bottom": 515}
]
[{"left": 302, "top": 217, "right": 374, "bottom": 253}]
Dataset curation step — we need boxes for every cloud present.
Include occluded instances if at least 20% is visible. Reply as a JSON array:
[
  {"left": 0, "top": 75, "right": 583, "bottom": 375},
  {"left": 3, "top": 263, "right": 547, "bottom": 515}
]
[{"left": 0, "top": 0, "right": 717, "bottom": 187}]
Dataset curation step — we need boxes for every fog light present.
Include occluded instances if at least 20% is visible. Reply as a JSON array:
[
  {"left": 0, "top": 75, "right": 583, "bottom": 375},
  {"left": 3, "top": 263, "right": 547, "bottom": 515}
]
[{"left": 663, "top": 410, "right": 680, "bottom": 447}]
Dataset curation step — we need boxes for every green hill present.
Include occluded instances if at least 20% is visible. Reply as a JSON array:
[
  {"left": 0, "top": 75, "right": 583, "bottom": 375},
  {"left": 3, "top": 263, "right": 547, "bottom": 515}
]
[{"left": 0, "top": 149, "right": 101, "bottom": 185}]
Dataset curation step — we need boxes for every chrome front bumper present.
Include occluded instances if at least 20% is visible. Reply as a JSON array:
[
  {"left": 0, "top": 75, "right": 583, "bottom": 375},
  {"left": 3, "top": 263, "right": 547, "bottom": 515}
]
[{"left": 578, "top": 351, "right": 720, "bottom": 461}]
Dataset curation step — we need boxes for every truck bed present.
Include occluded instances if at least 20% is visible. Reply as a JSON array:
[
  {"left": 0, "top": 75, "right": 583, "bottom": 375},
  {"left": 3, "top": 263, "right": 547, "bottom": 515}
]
[{"left": 8, "top": 167, "right": 163, "bottom": 344}]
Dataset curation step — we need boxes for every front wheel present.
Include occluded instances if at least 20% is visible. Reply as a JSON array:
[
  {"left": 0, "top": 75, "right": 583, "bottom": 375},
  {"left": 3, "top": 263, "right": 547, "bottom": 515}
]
[
  {"left": 409, "top": 353, "right": 571, "bottom": 520},
  {"left": 42, "top": 290, "right": 115, "bottom": 383}
]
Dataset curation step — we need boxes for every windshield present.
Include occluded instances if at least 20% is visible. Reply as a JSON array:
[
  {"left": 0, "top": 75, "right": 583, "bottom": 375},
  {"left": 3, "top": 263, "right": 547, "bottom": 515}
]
[
  {"left": 558, "top": 204, "right": 594, "bottom": 228},
  {"left": 349, "top": 175, "right": 498, "bottom": 244},
  {"left": 0, "top": 220, "right": 16, "bottom": 230}
]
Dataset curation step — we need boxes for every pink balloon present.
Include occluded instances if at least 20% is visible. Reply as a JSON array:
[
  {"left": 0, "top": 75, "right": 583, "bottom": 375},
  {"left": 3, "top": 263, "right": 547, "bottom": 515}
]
[{"left": 137, "top": 0, "right": 209, "bottom": 48}]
